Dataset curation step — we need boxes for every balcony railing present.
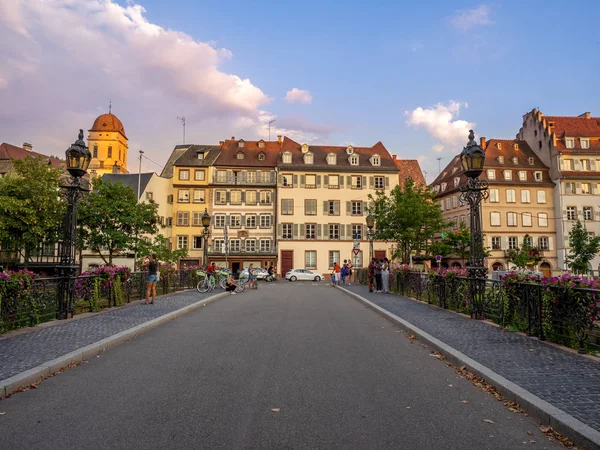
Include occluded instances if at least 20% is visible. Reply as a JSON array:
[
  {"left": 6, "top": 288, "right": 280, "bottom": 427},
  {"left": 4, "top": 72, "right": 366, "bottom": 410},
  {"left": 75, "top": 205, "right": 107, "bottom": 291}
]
[
  {"left": 212, "top": 174, "right": 276, "bottom": 185},
  {"left": 207, "top": 246, "right": 277, "bottom": 256}
]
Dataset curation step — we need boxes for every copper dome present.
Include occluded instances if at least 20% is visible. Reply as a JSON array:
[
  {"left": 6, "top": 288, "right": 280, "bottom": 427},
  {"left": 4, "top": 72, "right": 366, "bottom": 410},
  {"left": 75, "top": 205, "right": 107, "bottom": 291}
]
[{"left": 89, "top": 113, "right": 127, "bottom": 138}]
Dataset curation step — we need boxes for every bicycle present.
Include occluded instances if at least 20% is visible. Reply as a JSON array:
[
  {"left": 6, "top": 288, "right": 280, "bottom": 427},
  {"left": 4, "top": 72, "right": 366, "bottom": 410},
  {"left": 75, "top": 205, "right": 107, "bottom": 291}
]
[{"left": 196, "top": 270, "right": 217, "bottom": 293}]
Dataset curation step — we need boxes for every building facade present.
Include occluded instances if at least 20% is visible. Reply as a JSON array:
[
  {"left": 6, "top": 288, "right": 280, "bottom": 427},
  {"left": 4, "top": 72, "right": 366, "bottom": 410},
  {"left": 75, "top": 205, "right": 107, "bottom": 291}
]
[
  {"left": 276, "top": 137, "right": 400, "bottom": 278},
  {"left": 518, "top": 110, "right": 600, "bottom": 273},
  {"left": 432, "top": 138, "right": 558, "bottom": 276},
  {"left": 87, "top": 112, "right": 129, "bottom": 177}
]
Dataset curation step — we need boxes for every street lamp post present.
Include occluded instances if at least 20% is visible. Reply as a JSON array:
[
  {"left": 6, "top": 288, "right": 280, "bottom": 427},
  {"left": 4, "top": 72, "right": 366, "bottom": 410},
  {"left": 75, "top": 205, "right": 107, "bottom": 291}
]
[
  {"left": 366, "top": 213, "right": 375, "bottom": 264},
  {"left": 56, "top": 130, "right": 92, "bottom": 319},
  {"left": 201, "top": 208, "right": 211, "bottom": 266},
  {"left": 458, "top": 130, "right": 489, "bottom": 319}
]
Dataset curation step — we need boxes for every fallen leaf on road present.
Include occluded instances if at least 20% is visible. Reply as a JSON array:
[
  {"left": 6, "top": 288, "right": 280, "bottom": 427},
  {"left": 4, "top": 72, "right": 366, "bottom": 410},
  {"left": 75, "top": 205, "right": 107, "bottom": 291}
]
[
  {"left": 540, "top": 426, "right": 550, "bottom": 433},
  {"left": 528, "top": 349, "right": 534, "bottom": 352},
  {"left": 483, "top": 419, "right": 495, "bottom": 424},
  {"left": 429, "top": 353, "right": 440, "bottom": 358},
  {"left": 508, "top": 407, "right": 519, "bottom": 413},
  {"left": 527, "top": 431, "right": 533, "bottom": 436},
  {"left": 529, "top": 440, "right": 536, "bottom": 444},
  {"left": 461, "top": 400, "right": 469, "bottom": 404},
  {"left": 0, "top": 412, "right": 6, "bottom": 415},
  {"left": 271, "top": 408, "right": 280, "bottom": 413},
  {"left": 448, "top": 384, "right": 453, "bottom": 387}
]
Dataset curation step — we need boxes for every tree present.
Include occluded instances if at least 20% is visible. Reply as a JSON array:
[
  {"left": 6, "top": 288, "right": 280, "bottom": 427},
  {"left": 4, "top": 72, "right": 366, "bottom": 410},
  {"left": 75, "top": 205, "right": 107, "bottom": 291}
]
[
  {"left": 78, "top": 178, "right": 159, "bottom": 266},
  {"left": 566, "top": 220, "right": 600, "bottom": 275},
  {"left": 370, "top": 178, "right": 449, "bottom": 263},
  {"left": 138, "top": 234, "right": 188, "bottom": 266},
  {"left": 442, "top": 222, "right": 471, "bottom": 265},
  {"left": 506, "top": 234, "right": 542, "bottom": 270},
  {"left": 0, "top": 157, "right": 64, "bottom": 266}
]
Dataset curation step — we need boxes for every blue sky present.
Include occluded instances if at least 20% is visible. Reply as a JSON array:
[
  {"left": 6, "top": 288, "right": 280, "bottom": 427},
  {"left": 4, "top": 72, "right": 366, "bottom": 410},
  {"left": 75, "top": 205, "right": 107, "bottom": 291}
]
[{"left": 1, "top": 0, "right": 599, "bottom": 180}]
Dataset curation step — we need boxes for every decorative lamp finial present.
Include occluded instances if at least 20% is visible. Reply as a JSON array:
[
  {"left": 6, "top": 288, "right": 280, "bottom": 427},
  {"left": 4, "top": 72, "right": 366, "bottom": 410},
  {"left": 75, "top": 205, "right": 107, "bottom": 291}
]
[{"left": 468, "top": 129, "right": 475, "bottom": 142}]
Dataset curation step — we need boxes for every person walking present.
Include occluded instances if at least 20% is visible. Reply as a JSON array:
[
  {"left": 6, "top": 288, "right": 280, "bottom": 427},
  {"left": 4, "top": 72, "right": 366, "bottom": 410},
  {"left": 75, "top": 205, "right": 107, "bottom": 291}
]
[
  {"left": 248, "top": 263, "right": 256, "bottom": 289},
  {"left": 142, "top": 253, "right": 158, "bottom": 305},
  {"left": 347, "top": 259, "right": 353, "bottom": 285},
  {"left": 334, "top": 261, "right": 341, "bottom": 285},
  {"left": 375, "top": 259, "right": 384, "bottom": 293},
  {"left": 368, "top": 258, "right": 376, "bottom": 292},
  {"left": 382, "top": 257, "right": 390, "bottom": 293},
  {"left": 341, "top": 260, "right": 348, "bottom": 285}
]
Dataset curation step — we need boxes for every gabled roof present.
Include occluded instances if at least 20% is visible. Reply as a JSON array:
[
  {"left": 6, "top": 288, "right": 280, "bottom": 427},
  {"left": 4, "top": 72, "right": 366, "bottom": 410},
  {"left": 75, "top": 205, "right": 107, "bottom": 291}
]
[
  {"left": 102, "top": 172, "right": 154, "bottom": 200},
  {"left": 279, "top": 137, "right": 398, "bottom": 172},
  {"left": 0, "top": 142, "right": 64, "bottom": 173},
  {"left": 545, "top": 115, "right": 600, "bottom": 138},
  {"left": 394, "top": 158, "right": 426, "bottom": 187},
  {"left": 214, "top": 139, "right": 280, "bottom": 167},
  {"left": 161, "top": 144, "right": 221, "bottom": 178}
]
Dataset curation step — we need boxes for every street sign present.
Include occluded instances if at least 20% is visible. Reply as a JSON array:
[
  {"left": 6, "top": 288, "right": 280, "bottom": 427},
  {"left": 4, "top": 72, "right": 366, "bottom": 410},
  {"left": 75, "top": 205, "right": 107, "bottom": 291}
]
[
  {"left": 435, "top": 255, "right": 442, "bottom": 262},
  {"left": 353, "top": 240, "right": 360, "bottom": 249},
  {"left": 441, "top": 232, "right": 447, "bottom": 239},
  {"left": 352, "top": 248, "right": 360, "bottom": 256}
]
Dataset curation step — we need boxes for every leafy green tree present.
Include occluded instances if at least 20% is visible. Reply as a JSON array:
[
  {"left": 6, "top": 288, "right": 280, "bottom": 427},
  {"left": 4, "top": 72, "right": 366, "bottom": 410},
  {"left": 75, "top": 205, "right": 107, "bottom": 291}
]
[
  {"left": 78, "top": 178, "right": 159, "bottom": 266},
  {"left": 370, "top": 178, "right": 449, "bottom": 263},
  {"left": 566, "top": 220, "right": 600, "bottom": 275},
  {"left": 0, "top": 157, "right": 64, "bottom": 266},
  {"left": 138, "top": 234, "right": 188, "bottom": 266},
  {"left": 506, "top": 234, "right": 542, "bottom": 270},
  {"left": 443, "top": 222, "right": 471, "bottom": 265}
]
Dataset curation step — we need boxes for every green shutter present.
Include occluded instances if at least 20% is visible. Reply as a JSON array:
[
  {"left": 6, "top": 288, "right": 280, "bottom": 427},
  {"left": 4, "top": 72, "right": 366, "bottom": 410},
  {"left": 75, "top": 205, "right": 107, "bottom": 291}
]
[
  {"left": 277, "top": 174, "right": 283, "bottom": 186},
  {"left": 339, "top": 176, "right": 344, "bottom": 188},
  {"left": 324, "top": 175, "right": 329, "bottom": 188},
  {"left": 340, "top": 225, "right": 345, "bottom": 240},
  {"left": 385, "top": 176, "right": 390, "bottom": 188},
  {"left": 323, "top": 200, "right": 328, "bottom": 215},
  {"left": 226, "top": 191, "right": 231, "bottom": 203},
  {"left": 362, "top": 176, "right": 367, "bottom": 189},
  {"left": 299, "top": 223, "right": 305, "bottom": 240},
  {"left": 300, "top": 175, "right": 305, "bottom": 188},
  {"left": 293, "top": 174, "right": 299, "bottom": 188},
  {"left": 369, "top": 176, "right": 374, "bottom": 189},
  {"left": 334, "top": 201, "right": 340, "bottom": 216},
  {"left": 347, "top": 224, "right": 352, "bottom": 240},
  {"left": 317, "top": 224, "right": 322, "bottom": 239},
  {"left": 346, "top": 201, "right": 351, "bottom": 215},
  {"left": 347, "top": 176, "right": 352, "bottom": 187},
  {"left": 293, "top": 223, "right": 298, "bottom": 239},
  {"left": 241, "top": 191, "right": 246, "bottom": 203},
  {"left": 316, "top": 175, "right": 321, "bottom": 188}
]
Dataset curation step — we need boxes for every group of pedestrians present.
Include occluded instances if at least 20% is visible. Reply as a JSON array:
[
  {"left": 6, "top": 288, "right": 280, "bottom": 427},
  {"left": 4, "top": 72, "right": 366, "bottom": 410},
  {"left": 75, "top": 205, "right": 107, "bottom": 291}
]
[
  {"left": 368, "top": 257, "right": 390, "bottom": 293},
  {"left": 331, "top": 259, "right": 353, "bottom": 286}
]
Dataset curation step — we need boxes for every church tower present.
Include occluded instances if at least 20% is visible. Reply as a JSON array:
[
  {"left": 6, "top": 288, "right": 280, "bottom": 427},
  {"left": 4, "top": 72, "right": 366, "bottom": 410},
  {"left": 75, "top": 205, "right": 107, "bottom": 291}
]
[{"left": 87, "top": 107, "right": 129, "bottom": 177}]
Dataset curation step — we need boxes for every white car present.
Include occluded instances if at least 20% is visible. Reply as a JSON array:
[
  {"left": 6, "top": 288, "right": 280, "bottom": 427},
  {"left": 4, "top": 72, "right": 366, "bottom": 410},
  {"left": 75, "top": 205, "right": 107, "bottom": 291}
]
[
  {"left": 240, "top": 267, "right": 269, "bottom": 280},
  {"left": 285, "top": 269, "right": 323, "bottom": 282}
]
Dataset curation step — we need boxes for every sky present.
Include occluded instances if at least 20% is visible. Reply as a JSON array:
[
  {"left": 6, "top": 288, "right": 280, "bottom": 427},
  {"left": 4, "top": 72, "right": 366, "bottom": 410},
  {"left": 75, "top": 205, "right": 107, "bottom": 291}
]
[{"left": 1, "top": 0, "right": 599, "bottom": 181}]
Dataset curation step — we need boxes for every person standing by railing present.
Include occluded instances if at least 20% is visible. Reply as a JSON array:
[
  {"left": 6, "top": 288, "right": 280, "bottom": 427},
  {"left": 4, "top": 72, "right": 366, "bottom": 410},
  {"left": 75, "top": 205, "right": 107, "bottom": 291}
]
[
  {"left": 142, "top": 253, "right": 158, "bottom": 305},
  {"left": 375, "top": 259, "right": 384, "bottom": 292},
  {"left": 368, "top": 258, "right": 376, "bottom": 292},
  {"left": 382, "top": 257, "right": 390, "bottom": 293}
]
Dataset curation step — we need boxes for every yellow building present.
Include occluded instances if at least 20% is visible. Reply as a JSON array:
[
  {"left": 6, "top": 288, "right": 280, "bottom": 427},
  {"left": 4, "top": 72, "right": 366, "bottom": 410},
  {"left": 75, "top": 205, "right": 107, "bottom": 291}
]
[{"left": 87, "top": 112, "right": 128, "bottom": 177}]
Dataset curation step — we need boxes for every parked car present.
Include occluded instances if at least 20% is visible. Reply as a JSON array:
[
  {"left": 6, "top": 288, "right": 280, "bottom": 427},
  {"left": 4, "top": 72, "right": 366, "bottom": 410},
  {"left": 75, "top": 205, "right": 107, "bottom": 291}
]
[
  {"left": 285, "top": 269, "right": 323, "bottom": 282},
  {"left": 241, "top": 267, "right": 269, "bottom": 280}
]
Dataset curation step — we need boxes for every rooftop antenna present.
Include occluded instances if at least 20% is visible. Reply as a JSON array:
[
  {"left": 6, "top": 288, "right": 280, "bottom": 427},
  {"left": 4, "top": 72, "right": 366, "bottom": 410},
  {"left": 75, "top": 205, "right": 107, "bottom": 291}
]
[
  {"left": 436, "top": 157, "right": 443, "bottom": 173},
  {"left": 177, "top": 116, "right": 186, "bottom": 144},
  {"left": 268, "top": 120, "right": 276, "bottom": 141},
  {"left": 423, "top": 170, "right": 428, "bottom": 183},
  {"left": 108, "top": 100, "right": 112, "bottom": 114}
]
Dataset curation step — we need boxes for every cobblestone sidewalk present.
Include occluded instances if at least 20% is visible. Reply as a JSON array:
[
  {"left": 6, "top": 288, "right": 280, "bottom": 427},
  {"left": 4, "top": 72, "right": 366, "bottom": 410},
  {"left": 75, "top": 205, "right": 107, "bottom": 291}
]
[
  {"left": 0, "top": 290, "right": 217, "bottom": 381},
  {"left": 342, "top": 285, "right": 600, "bottom": 434}
]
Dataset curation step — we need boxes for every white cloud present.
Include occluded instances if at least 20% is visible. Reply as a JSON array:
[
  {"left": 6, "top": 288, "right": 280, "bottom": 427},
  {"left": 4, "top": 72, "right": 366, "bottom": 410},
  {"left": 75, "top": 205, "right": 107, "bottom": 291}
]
[
  {"left": 450, "top": 5, "right": 493, "bottom": 31},
  {"left": 406, "top": 101, "right": 475, "bottom": 151},
  {"left": 285, "top": 88, "right": 313, "bottom": 104}
]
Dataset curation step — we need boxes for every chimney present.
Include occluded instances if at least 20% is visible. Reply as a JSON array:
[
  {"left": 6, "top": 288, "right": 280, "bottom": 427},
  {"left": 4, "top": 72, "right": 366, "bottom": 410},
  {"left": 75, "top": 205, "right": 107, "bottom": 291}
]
[
  {"left": 23, "top": 142, "right": 32, "bottom": 151},
  {"left": 392, "top": 155, "right": 397, "bottom": 161},
  {"left": 231, "top": 136, "right": 235, "bottom": 140},
  {"left": 219, "top": 141, "right": 224, "bottom": 146},
  {"left": 277, "top": 135, "right": 282, "bottom": 144},
  {"left": 479, "top": 137, "right": 486, "bottom": 149},
  {"left": 578, "top": 112, "right": 591, "bottom": 119}
]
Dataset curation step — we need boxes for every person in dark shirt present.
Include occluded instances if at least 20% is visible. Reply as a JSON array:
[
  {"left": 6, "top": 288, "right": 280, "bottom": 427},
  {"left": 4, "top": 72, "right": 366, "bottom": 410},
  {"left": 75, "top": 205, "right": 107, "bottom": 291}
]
[
  {"left": 143, "top": 253, "right": 159, "bottom": 305},
  {"left": 368, "top": 258, "right": 376, "bottom": 292}
]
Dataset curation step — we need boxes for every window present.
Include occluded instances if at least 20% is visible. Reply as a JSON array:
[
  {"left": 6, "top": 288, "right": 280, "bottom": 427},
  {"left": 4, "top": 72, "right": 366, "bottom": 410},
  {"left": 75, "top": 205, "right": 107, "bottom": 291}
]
[
  {"left": 583, "top": 206, "right": 593, "bottom": 221},
  {"left": 498, "top": 156, "right": 504, "bottom": 164},
  {"left": 487, "top": 169, "right": 496, "bottom": 180},
  {"left": 539, "top": 237, "right": 549, "bottom": 251},
  {"left": 192, "top": 212, "right": 202, "bottom": 226},
  {"left": 491, "top": 237, "right": 501, "bottom": 250},
  {"left": 305, "top": 174, "right": 316, "bottom": 188},
  {"left": 260, "top": 215, "right": 272, "bottom": 228},
  {"left": 214, "top": 215, "right": 226, "bottom": 228},
  {"left": 245, "top": 239, "right": 256, "bottom": 252},
  {"left": 213, "top": 239, "right": 224, "bottom": 253},
  {"left": 304, "top": 153, "right": 314, "bottom": 164},
  {"left": 507, "top": 212, "right": 517, "bottom": 227},
  {"left": 528, "top": 157, "right": 535, "bottom": 165},
  {"left": 178, "top": 189, "right": 190, "bottom": 203},
  {"left": 216, "top": 170, "right": 227, "bottom": 182},
  {"left": 329, "top": 251, "right": 340, "bottom": 269},
  {"left": 563, "top": 159, "right": 574, "bottom": 171},
  {"left": 460, "top": 215, "right": 466, "bottom": 225},
  {"left": 503, "top": 170, "right": 512, "bottom": 180},
  {"left": 246, "top": 215, "right": 257, "bottom": 227},
  {"left": 230, "top": 214, "right": 241, "bottom": 228},
  {"left": 351, "top": 201, "right": 363, "bottom": 216},
  {"left": 196, "top": 152, "right": 205, "bottom": 160},
  {"left": 236, "top": 152, "right": 244, "bottom": 160},
  {"left": 441, "top": 182, "right": 447, "bottom": 191},
  {"left": 229, "top": 239, "right": 240, "bottom": 252},
  {"left": 260, "top": 239, "right": 271, "bottom": 252},
  {"left": 489, "top": 189, "right": 499, "bottom": 203},
  {"left": 454, "top": 177, "right": 460, "bottom": 187},
  {"left": 508, "top": 237, "right": 517, "bottom": 250},
  {"left": 177, "top": 236, "right": 188, "bottom": 249},
  {"left": 351, "top": 176, "right": 362, "bottom": 189},
  {"left": 580, "top": 139, "right": 590, "bottom": 149},
  {"left": 193, "top": 236, "right": 203, "bottom": 250},
  {"left": 260, "top": 191, "right": 272, "bottom": 204},
  {"left": 246, "top": 191, "right": 257, "bottom": 204},
  {"left": 566, "top": 138, "right": 574, "bottom": 149},
  {"left": 305, "top": 224, "right": 316, "bottom": 240},
  {"left": 523, "top": 236, "right": 533, "bottom": 247},
  {"left": 518, "top": 171, "right": 527, "bottom": 181},
  {"left": 281, "top": 199, "right": 293, "bottom": 215},
  {"left": 305, "top": 199, "right": 317, "bottom": 215},
  {"left": 537, "top": 190, "right": 546, "bottom": 203},
  {"left": 176, "top": 211, "right": 189, "bottom": 226},
  {"left": 329, "top": 224, "right": 340, "bottom": 240},
  {"left": 445, "top": 198, "right": 451, "bottom": 210},
  {"left": 582, "top": 183, "right": 591, "bottom": 194},
  {"left": 325, "top": 175, "right": 338, "bottom": 189},
  {"left": 193, "top": 189, "right": 205, "bottom": 203},
  {"left": 512, "top": 157, "right": 519, "bottom": 164},
  {"left": 521, "top": 190, "right": 530, "bottom": 203},
  {"left": 327, "top": 153, "right": 336, "bottom": 165},
  {"left": 93, "top": 145, "right": 98, "bottom": 158},
  {"left": 193, "top": 170, "right": 205, "bottom": 181},
  {"left": 372, "top": 155, "right": 381, "bottom": 166},
  {"left": 227, "top": 190, "right": 240, "bottom": 205},
  {"left": 374, "top": 176, "right": 384, "bottom": 189},
  {"left": 564, "top": 182, "right": 576, "bottom": 194},
  {"left": 506, "top": 189, "right": 516, "bottom": 203},
  {"left": 581, "top": 159, "right": 591, "bottom": 170},
  {"left": 258, "top": 153, "right": 265, "bottom": 161},
  {"left": 282, "top": 152, "right": 292, "bottom": 164},
  {"left": 179, "top": 169, "right": 189, "bottom": 180},
  {"left": 108, "top": 146, "right": 113, "bottom": 158},
  {"left": 282, "top": 174, "right": 293, "bottom": 187},
  {"left": 349, "top": 155, "right": 359, "bottom": 165},
  {"left": 534, "top": 171, "right": 542, "bottom": 182},
  {"left": 452, "top": 196, "right": 458, "bottom": 208},
  {"left": 282, "top": 224, "right": 293, "bottom": 239},
  {"left": 352, "top": 224, "right": 363, "bottom": 240},
  {"left": 305, "top": 251, "right": 317, "bottom": 269},
  {"left": 490, "top": 212, "right": 501, "bottom": 226},
  {"left": 440, "top": 200, "right": 444, "bottom": 211},
  {"left": 166, "top": 217, "right": 172, "bottom": 227},
  {"left": 328, "top": 200, "right": 340, "bottom": 216},
  {"left": 566, "top": 206, "right": 577, "bottom": 221},
  {"left": 522, "top": 213, "right": 532, "bottom": 227},
  {"left": 215, "top": 190, "right": 226, "bottom": 204}
]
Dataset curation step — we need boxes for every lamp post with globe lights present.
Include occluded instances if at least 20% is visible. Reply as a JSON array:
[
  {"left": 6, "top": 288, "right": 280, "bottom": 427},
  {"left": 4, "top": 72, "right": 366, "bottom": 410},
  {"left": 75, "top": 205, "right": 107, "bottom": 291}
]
[
  {"left": 201, "top": 208, "right": 211, "bottom": 266},
  {"left": 56, "top": 130, "right": 92, "bottom": 319},
  {"left": 366, "top": 212, "right": 375, "bottom": 263},
  {"left": 458, "top": 130, "right": 489, "bottom": 319}
]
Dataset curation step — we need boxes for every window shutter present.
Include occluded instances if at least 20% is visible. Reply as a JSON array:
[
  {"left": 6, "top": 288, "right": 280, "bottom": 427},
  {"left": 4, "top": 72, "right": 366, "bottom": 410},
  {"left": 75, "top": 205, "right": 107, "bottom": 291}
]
[
  {"left": 241, "top": 214, "right": 246, "bottom": 227},
  {"left": 299, "top": 223, "right": 305, "bottom": 240},
  {"left": 548, "top": 237, "right": 554, "bottom": 251},
  {"left": 277, "top": 224, "right": 282, "bottom": 239},
  {"left": 559, "top": 159, "right": 564, "bottom": 170},
  {"left": 346, "top": 224, "right": 352, "bottom": 240},
  {"left": 362, "top": 176, "right": 367, "bottom": 189},
  {"left": 346, "top": 201, "right": 351, "bottom": 215},
  {"left": 317, "top": 224, "right": 322, "bottom": 239},
  {"left": 592, "top": 184, "right": 598, "bottom": 195},
  {"left": 531, "top": 236, "right": 537, "bottom": 247},
  {"left": 241, "top": 191, "right": 246, "bottom": 203},
  {"left": 346, "top": 176, "right": 352, "bottom": 187},
  {"left": 300, "top": 175, "right": 305, "bottom": 188},
  {"left": 487, "top": 237, "right": 492, "bottom": 249},
  {"left": 241, "top": 170, "right": 247, "bottom": 183},
  {"left": 316, "top": 175, "right": 321, "bottom": 188},
  {"left": 362, "top": 201, "right": 366, "bottom": 216},
  {"left": 576, "top": 182, "right": 582, "bottom": 194},
  {"left": 574, "top": 160, "right": 580, "bottom": 170},
  {"left": 293, "top": 175, "right": 299, "bottom": 188},
  {"left": 226, "top": 191, "right": 231, "bottom": 203},
  {"left": 324, "top": 175, "right": 329, "bottom": 187},
  {"left": 500, "top": 237, "right": 507, "bottom": 250},
  {"left": 277, "top": 174, "right": 283, "bottom": 186},
  {"left": 227, "top": 170, "right": 234, "bottom": 183},
  {"left": 385, "top": 176, "right": 390, "bottom": 188},
  {"left": 323, "top": 201, "right": 328, "bottom": 215},
  {"left": 369, "top": 176, "right": 374, "bottom": 188},
  {"left": 517, "top": 237, "right": 523, "bottom": 248},
  {"left": 293, "top": 223, "right": 298, "bottom": 239},
  {"left": 339, "top": 176, "right": 344, "bottom": 187},
  {"left": 334, "top": 202, "right": 340, "bottom": 215}
]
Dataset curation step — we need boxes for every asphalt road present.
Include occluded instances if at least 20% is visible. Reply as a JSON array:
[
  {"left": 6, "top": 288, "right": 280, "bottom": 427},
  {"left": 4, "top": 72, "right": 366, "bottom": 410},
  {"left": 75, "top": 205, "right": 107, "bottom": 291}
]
[{"left": 0, "top": 282, "right": 564, "bottom": 450}]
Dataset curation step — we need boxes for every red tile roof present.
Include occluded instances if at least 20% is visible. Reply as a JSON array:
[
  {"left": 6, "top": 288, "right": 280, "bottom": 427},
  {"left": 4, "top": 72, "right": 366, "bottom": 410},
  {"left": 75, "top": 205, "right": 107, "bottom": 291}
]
[
  {"left": 0, "top": 142, "right": 64, "bottom": 171},
  {"left": 214, "top": 139, "right": 280, "bottom": 167},
  {"left": 393, "top": 158, "right": 426, "bottom": 187},
  {"left": 545, "top": 115, "right": 600, "bottom": 138}
]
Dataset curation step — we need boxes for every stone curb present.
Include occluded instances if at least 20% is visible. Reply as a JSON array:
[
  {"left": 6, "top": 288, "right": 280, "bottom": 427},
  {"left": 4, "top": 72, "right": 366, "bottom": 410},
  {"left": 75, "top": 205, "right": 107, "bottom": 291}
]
[
  {"left": 0, "top": 291, "right": 229, "bottom": 400},
  {"left": 337, "top": 286, "right": 600, "bottom": 450}
]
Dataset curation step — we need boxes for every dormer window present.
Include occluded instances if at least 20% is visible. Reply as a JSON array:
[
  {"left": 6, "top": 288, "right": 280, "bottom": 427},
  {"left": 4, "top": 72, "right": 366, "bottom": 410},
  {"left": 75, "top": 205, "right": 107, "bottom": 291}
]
[
  {"left": 370, "top": 155, "right": 381, "bottom": 166},
  {"left": 496, "top": 142, "right": 502, "bottom": 149},
  {"left": 304, "top": 152, "right": 314, "bottom": 164},
  {"left": 498, "top": 156, "right": 504, "bottom": 164},
  {"left": 441, "top": 182, "right": 447, "bottom": 191},
  {"left": 258, "top": 140, "right": 265, "bottom": 149},
  {"left": 258, "top": 153, "right": 265, "bottom": 161},
  {"left": 581, "top": 138, "right": 589, "bottom": 149},
  {"left": 511, "top": 157, "right": 518, "bottom": 164},
  {"left": 301, "top": 143, "right": 309, "bottom": 153},
  {"left": 566, "top": 138, "right": 574, "bottom": 149},
  {"left": 238, "top": 140, "right": 245, "bottom": 148},
  {"left": 513, "top": 143, "right": 519, "bottom": 150},
  {"left": 454, "top": 177, "right": 460, "bottom": 187},
  {"left": 327, "top": 153, "right": 336, "bottom": 165},
  {"left": 282, "top": 152, "right": 292, "bottom": 164},
  {"left": 197, "top": 152, "right": 205, "bottom": 160},
  {"left": 236, "top": 152, "right": 244, "bottom": 160},
  {"left": 346, "top": 145, "right": 354, "bottom": 155},
  {"left": 349, "top": 154, "right": 359, "bottom": 166},
  {"left": 528, "top": 157, "right": 535, "bottom": 165}
]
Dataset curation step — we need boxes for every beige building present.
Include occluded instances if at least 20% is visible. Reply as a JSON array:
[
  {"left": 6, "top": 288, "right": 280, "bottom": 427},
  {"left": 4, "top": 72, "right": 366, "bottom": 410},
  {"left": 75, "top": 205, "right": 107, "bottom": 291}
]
[
  {"left": 276, "top": 137, "right": 400, "bottom": 278},
  {"left": 87, "top": 112, "right": 129, "bottom": 177},
  {"left": 432, "top": 138, "right": 557, "bottom": 276}
]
